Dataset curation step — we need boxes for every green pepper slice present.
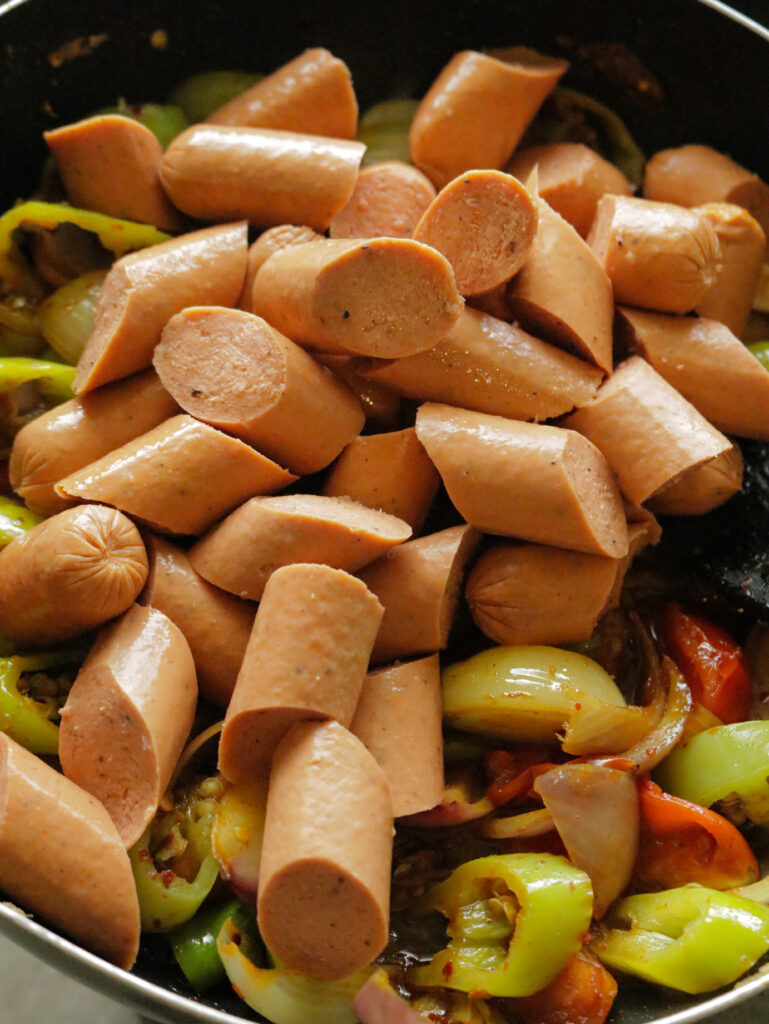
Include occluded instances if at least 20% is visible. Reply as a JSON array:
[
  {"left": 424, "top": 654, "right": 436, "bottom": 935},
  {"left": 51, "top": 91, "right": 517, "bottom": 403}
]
[
  {"left": 0, "top": 496, "right": 43, "bottom": 548},
  {"left": 0, "top": 648, "right": 85, "bottom": 755},
  {"left": 408, "top": 853, "right": 593, "bottom": 997},
  {"left": 0, "top": 356, "right": 75, "bottom": 402},
  {"left": 170, "top": 897, "right": 245, "bottom": 992}
]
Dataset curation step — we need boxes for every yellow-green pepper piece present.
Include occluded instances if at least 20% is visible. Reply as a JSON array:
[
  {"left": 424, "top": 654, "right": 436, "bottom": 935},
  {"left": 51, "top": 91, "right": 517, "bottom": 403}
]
[
  {"left": 407, "top": 853, "right": 593, "bottom": 997},
  {"left": 0, "top": 496, "right": 43, "bottom": 548},
  {"left": 593, "top": 884, "right": 769, "bottom": 993},
  {"left": 98, "top": 100, "right": 188, "bottom": 149},
  {"left": 748, "top": 341, "right": 769, "bottom": 372},
  {"left": 357, "top": 99, "right": 419, "bottom": 165},
  {"left": 168, "top": 71, "right": 263, "bottom": 123},
  {"left": 0, "top": 356, "right": 75, "bottom": 402},
  {"left": 0, "top": 648, "right": 85, "bottom": 755}
]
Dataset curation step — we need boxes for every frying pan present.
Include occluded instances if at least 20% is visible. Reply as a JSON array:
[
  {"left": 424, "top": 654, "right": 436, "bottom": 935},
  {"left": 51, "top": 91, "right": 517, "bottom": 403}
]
[{"left": 1, "top": 0, "right": 769, "bottom": 1020}]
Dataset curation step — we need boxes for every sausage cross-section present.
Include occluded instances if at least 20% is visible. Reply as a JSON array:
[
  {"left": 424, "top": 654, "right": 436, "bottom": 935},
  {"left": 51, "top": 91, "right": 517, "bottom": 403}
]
[{"left": 329, "top": 160, "right": 437, "bottom": 239}]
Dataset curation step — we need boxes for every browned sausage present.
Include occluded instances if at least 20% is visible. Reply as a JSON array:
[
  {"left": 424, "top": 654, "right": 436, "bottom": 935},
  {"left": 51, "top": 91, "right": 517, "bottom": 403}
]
[
  {"left": 694, "top": 203, "right": 766, "bottom": 337},
  {"left": 357, "top": 524, "right": 481, "bottom": 665},
  {"left": 152, "top": 306, "right": 364, "bottom": 474},
  {"left": 643, "top": 144, "right": 769, "bottom": 251},
  {"left": 160, "top": 126, "right": 364, "bottom": 229},
  {"left": 616, "top": 307, "right": 769, "bottom": 440},
  {"left": 219, "top": 564, "right": 383, "bottom": 783},
  {"left": 0, "top": 505, "right": 147, "bottom": 645},
  {"left": 139, "top": 534, "right": 256, "bottom": 708},
  {"left": 9, "top": 369, "right": 178, "bottom": 516},
  {"left": 59, "top": 604, "right": 196, "bottom": 847},
  {"left": 55, "top": 414, "right": 297, "bottom": 536},
  {"left": 409, "top": 48, "right": 568, "bottom": 189},
  {"left": 45, "top": 114, "right": 182, "bottom": 232},
  {"left": 350, "top": 654, "right": 444, "bottom": 817},
  {"left": 206, "top": 48, "right": 358, "bottom": 139},
  {"left": 415, "top": 403, "right": 628, "bottom": 557},
  {"left": 322, "top": 427, "right": 440, "bottom": 532},
  {"left": 412, "top": 169, "right": 538, "bottom": 295},
  {"left": 250, "top": 236, "right": 464, "bottom": 358},
  {"left": 0, "top": 733, "right": 140, "bottom": 968},
  {"left": 74, "top": 222, "right": 248, "bottom": 394},
  {"left": 466, "top": 541, "right": 625, "bottom": 647},
  {"left": 257, "top": 719, "right": 392, "bottom": 980},
  {"left": 355, "top": 306, "right": 604, "bottom": 421},
  {"left": 562, "top": 356, "right": 733, "bottom": 505},
  {"left": 506, "top": 182, "right": 614, "bottom": 373},
  {"left": 238, "top": 225, "right": 321, "bottom": 311},
  {"left": 587, "top": 195, "right": 722, "bottom": 314},
  {"left": 647, "top": 444, "right": 744, "bottom": 516},
  {"left": 188, "top": 494, "right": 411, "bottom": 601},
  {"left": 329, "top": 160, "right": 436, "bottom": 239},
  {"left": 506, "top": 142, "right": 633, "bottom": 238}
]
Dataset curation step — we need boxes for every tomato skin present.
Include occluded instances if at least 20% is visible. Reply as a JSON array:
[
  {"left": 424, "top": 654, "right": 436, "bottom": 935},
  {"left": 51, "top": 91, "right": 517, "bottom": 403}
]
[
  {"left": 498, "top": 949, "right": 617, "bottom": 1024},
  {"left": 663, "top": 603, "right": 751, "bottom": 725}
]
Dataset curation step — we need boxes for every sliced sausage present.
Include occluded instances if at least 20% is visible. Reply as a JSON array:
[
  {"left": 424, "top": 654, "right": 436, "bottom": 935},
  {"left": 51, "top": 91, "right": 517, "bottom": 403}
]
[
  {"left": 0, "top": 733, "right": 140, "bottom": 969},
  {"left": 562, "top": 356, "right": 733, "bottom": 505},
  {"left": 616, "top": 307, "right": 769, "bottom": 440},
  {"left": 647, "top": 444, "right": 744, "bottom": 516},
  {"left": 643, "top": 144, "right": 769, "bottom": 251},
  {"left": 409, "top": 48, "right": 568, "bottom": 189},
  {"left": 587, "top": 195, "right": 722, "bottom": 314},
  {"left": 257, "top": 719, "right": 392, "bottom": 980},
  {"left": 219, "top": 564, "right": 383, "bottom": 783},
  {"left": 694, "top": 203, "right": 766, "bottom": 337},
  {"left": 415, "top": 403, "right": 628, "bottom": 557},
  {"left": 9, "top": 369, "right": 178, "bottom": 516},
  {"left": 315, "top": 354, "right": 402, "bottom": 428},
  {"left": 506, "top": 142, "right": 633, "bottom": 238},
  {"left": 355, "top": 306, "right": 604, "bottom": 421},
  {"left": 322, "top": 427, "right": 440, "bottom": 532},
  {"left": 59, "top": 604, "right": 197, "bottom": 848},
  {"left": 350, "top": 654, "right": 444, "bottom": 817},
  {"left": 189, "top": 494, "right": 411, "bottom": 601},
  {"left": 329, "top": 160, "right": 436, "bottom": 239},
  {"left": 74, "top": 221, "right": 248, "bottom": 394},
  {"left": 357, "top": 524, "right": 481, "bottom": 665},
  {"left": 55, "top": 414, "right": 297, "bottom": 536},
  {"left": 0, "top": 504, "right": 147, "bottom": 645},
  {"left": 45, "top": 114, "right": 182, "bottom": 232},
  {"left": 251, "top": 236, "right": 463, "bottom": 357},
  {"left": 152, "top": 306, "right": 364, "bottom": 474},
  {"left": 238, "top": 225, "right": 320, "bottom": 311},
  {"left": 139, "top": 534, "right": 256, "bottom": 708},
  {"left": 412, "top": 169, "right": 537, "bottom": 295},
  {"left": 206, "top": 48, "right": 357, "bottom": 139},
  {"left": 506, "top": 184, "right": 614, "bottom": 373},
  {"left": 160, "top": 125, "right": 364, "bottom": 230},
  {"left": 466, "top": 541, "right": 625, "bottom": 647}
]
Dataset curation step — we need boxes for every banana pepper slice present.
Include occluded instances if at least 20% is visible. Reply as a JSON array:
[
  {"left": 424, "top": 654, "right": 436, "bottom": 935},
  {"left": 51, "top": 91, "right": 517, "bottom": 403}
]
[
  {"left": 0, "top": 496, "right": 43, "bottom": 548},
  {"left": 408, "top": 853, "right": 593, "bottom": 998},
  {"left": 0, "top": 647, "right": 86, "bottom": 754}
]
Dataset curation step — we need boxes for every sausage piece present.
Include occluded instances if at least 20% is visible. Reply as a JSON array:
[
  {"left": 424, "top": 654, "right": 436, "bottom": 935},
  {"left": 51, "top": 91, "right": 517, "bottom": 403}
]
[
  {"left": 506, "top": 184, "right": 614, "bottom": 373},
  {"left": 55, "top": 414, "right": 297, "bottom": 536},
  {"left": 257, "top": 719, "right": 392, "bottom": 980},
  {"left": 506, "top": 142, "right": 633, "bottom": 238},
  {"left": 0, "top": 733, "right": 140, "bottom": 969},
  {"left": 315, "top": 354, "right": 402, "bottom": 428},
  {"left": 139, "top": 534, "right": 256, "bottom": 708},
  {"left": 160, "top": 126, "right": 364, "bottom": 230},
  {"left": 323, "top": 428, "right": 440, "bottom": 532},
  {"left": 647, "top": 445, "right": 744, "bottom": 516},
  {"left": 562, "top": 356, "right": 733, "bottom": 505},
  {"left": 350, "top": 655, "right": 444, "bottom": 817},
  {"left": 59, "top": 604, "right": 197, "bottom": 848},
  {"left": 152, "top": 306, "right": 364, "bottom": 474},
  {"left": 616, "top": 307, "right": 769, "bottom": 440},
  {"left": 219, "top": 564, "right": 383, "bottom": 783},
  {"left": 74, "top": 221, "right": 248, "bottom": 394},
  {"left": 9, "top": 369, "right": 178, "bottom": 516},
  {"left": 355, "top": 306, "right": 604, "bottom": 422},
  {"left": 45, "top": 114, "right": 182, "bottom": 232},
  {"left": 0, "top": 504, "right": 147, "bottom": 645},
  {"left": 694, "top": 203, "right": 765, "bottom": 337},
  {"left": 412, "top": 169, "right": 538, "bottom": 295},
  {"left": 329, "top": 160, "right": 436, "bottom": 239},
  {"left": 415, "top": 403, "right": 628, "bottom": 557},
  {"left": 189, "top": 494, "right": 411, "bottom": 601},
  {"left": 357, "top": 524, "right": 481, "bottom": 665},
  {"left": 250, "top": 237, "right": 464, "bottom": 358},
  {"left": 409, "top": 48, "right": 568, "bottom": 189},
  {"left": 587, "top": 195, "right": 722, "bottom": 314},
  {"left": 206, "top": 48, "right": 357, "bottom": 139},
  {"left": 238, "top": 225, "right": 320, "bottom": 311}
]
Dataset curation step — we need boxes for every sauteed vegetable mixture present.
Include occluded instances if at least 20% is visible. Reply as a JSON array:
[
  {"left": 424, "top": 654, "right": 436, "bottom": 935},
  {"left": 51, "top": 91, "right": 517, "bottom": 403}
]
[{"left": 2, "top": 42, "right": 769, "bottom": 1024}]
